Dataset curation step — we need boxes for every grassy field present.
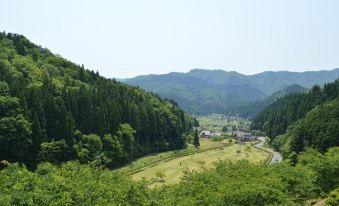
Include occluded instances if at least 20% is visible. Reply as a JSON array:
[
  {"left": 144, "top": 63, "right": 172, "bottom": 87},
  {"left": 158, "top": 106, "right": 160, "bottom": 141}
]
[
  {"left": 129, "top": 139, "right": 269, "bottom": 187},
  {"left": 117, "top": 138, "right": 232, "bottom": 175},
  {"left": 197, "top": 114, "right": 251, "bottom": 132}
]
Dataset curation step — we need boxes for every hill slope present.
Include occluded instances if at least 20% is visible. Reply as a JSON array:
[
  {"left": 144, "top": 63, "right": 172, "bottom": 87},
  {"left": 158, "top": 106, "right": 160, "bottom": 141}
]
[
  {"left": 124, "top": 69, "right": 339, "bottom": 115},
  {"left": 252, "top": 78, "right": 339, "bottom": 156},
  {"left": 227, "top": 84, "right": 308, "bottom": 118},
  {"left": 0, "top": 32, "right": 193, "bottom": 168}
]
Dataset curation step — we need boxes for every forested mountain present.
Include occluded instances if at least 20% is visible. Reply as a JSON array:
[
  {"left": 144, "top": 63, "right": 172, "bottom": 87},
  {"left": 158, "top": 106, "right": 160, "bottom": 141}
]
[
  {"left": 124, "top": 69, "right": 339, "bottom": 115},
  {"left": 124, "top": 70, "right": 266, "bottom": 115},
  {"left": 227, "top": 84, "right": 308, "bottom": 118},
  {"left": 252, "top": 78, "right": 339, "bottom": 157},
  {"left": 0, "top": 32, "right": 193, "bottom": 168}
]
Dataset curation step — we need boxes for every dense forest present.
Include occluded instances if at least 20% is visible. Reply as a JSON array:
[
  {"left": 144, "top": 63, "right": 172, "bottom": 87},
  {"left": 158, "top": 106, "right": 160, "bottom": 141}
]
[
  {"left": 0, "top": 32, "right": 194, "bottom": 169},
  {"left": 252, "top": 78, "right": 339, "bottom": 158}
]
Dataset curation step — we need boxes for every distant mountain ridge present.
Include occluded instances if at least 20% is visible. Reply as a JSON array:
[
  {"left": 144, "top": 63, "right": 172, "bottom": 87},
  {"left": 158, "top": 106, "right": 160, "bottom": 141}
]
[
  {"left": 123, "top": 68, "right": 339, "bottom": 115},
  {"left": 227, "top": 84, "right": 308, "bottom": 118}
]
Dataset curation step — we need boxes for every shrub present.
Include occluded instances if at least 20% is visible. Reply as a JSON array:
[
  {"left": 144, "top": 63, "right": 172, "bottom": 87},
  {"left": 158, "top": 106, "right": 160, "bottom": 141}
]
[
  {"left": 155, "top": 171, "right": 166, "bottom": 182},
  {"left": 212, "top": 136, "right": 224, "bottom": 142}
]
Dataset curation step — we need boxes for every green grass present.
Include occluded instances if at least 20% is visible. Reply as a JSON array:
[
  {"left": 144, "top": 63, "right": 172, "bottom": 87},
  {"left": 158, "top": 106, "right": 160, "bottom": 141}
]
[
  {"left": 117, "top": 138, "right": 232, "bottom": 175},
  {"left": 129, "top": 140, "right": 269, "bottom": 187}
]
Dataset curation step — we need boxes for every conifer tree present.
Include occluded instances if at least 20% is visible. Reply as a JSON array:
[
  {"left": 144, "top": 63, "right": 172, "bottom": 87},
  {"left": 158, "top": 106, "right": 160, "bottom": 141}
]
[{"left": 193, "top": 129, "right": 200, "bottom": 148}]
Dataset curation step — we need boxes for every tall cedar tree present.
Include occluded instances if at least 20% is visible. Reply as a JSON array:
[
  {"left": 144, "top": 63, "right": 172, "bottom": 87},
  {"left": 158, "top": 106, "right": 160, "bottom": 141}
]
[{"left": 193, "top": 129, "right": 200, "bottom": 148}]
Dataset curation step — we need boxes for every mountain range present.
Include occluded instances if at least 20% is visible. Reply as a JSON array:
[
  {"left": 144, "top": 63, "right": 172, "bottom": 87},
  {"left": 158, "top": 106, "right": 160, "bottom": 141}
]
[{"left": 123, "top": 69, "right": 339, "bottom": 115}]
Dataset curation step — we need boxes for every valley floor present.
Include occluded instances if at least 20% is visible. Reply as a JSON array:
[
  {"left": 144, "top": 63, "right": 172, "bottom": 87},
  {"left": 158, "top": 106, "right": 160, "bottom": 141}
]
[{"left": 122, "top": 138, "right": 269, "bottom": 187}]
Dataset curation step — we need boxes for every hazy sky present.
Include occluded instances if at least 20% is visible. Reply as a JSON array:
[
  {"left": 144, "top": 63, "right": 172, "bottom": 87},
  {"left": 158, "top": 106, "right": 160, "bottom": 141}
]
[{"left": 1, "top": 0, "right": 339, "bottom": 78}]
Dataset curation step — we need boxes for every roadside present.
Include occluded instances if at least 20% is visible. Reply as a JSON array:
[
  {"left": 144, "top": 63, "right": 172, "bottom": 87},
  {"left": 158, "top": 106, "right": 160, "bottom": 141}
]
[{"left": 254, "top": 136, "right": 282, "bottom": 164}]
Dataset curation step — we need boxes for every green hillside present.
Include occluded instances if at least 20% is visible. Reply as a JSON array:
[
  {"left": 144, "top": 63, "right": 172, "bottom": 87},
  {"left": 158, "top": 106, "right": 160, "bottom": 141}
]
[
  {"left": 271, "top": 98, "right": 339, "bottom": 159},
  {"left": 124, "top": 70, "right": 266, "bottom": 115},
  {"left": 227, "top": 84, "right": 308, "bottom": 118},
  {"left": 0, "top": 32, "right": 193, "bottom": 168},
  {"left": 124, "top": 69, "right": 339, "bottom": 115},
  {"left": 252, "top": 78, "right": 339, "bottom": 157}
]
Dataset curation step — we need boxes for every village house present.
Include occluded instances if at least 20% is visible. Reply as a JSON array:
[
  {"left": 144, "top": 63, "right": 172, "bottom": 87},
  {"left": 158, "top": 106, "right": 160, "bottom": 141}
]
[
  {"left": 237, "top": 133, "right": 256, "bottom": 141},
  {"left": 199, "top": 130, "right": 216, "bottom": 138}
]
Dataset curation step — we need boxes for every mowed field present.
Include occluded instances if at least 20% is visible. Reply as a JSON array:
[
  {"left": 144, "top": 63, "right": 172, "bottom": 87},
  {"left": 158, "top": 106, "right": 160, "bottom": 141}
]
[
  {"left": 130, "top": 139, "right": 269, "bottom": 187},
  {"left": 117, "top": 138, "right": 230, "bottom": 175}
]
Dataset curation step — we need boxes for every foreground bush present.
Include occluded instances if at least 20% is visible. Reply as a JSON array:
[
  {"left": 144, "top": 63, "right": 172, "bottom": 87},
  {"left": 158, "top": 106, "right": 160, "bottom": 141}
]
[
  {"left": 0, "top": 147, "right": 338, "bottom": 205},
  {"left": 0, "top": 161, "right": 149, "bottom": 205},
  {"left": 326, "top": 188, "right": 339, "bottom": 206},
  {"left": 151, "top": 160, "right": 319, "bottom": 205}
]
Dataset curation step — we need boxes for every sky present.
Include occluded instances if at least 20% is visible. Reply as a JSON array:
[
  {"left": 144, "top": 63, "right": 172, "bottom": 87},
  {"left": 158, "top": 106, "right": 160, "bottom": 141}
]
[{"left": 1, "top": 0, "right": 339, "bottom": 78}]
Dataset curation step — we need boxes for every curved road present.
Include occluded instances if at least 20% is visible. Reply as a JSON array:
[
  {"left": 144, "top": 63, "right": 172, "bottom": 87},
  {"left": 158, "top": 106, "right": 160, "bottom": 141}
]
[{"left": 255, "top": 137, "right": 282, "bottom": 164}]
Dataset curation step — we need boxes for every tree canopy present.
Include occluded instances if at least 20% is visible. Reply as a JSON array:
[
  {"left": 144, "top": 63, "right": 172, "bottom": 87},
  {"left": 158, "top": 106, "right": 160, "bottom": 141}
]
[
  {"left": 1, "top": 147, "right": 338, "bottom": 205},
  {"left": 0, "top": 32, "right": 194, "bottom": 168}
]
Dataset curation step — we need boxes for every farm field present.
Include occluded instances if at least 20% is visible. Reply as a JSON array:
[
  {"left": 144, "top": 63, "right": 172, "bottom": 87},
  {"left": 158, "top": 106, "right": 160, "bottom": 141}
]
[
  {"left": 197, "top": 114, "right": 251, "bottom": 132},
  {"left": 130, "top": 139, "right": 269, "bottom": 187},
  {"left": 117, "top": 138, "right": 232, "bottom": 175}
]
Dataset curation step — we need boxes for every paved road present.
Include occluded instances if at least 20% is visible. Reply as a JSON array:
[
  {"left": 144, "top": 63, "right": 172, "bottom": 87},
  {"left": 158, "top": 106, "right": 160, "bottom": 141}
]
[
  {"left": 270, "top": 151, "right": 283, "bottom": 164},
  {"left": 255, "top": 137, "right": 282, "bottom": 164}
]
